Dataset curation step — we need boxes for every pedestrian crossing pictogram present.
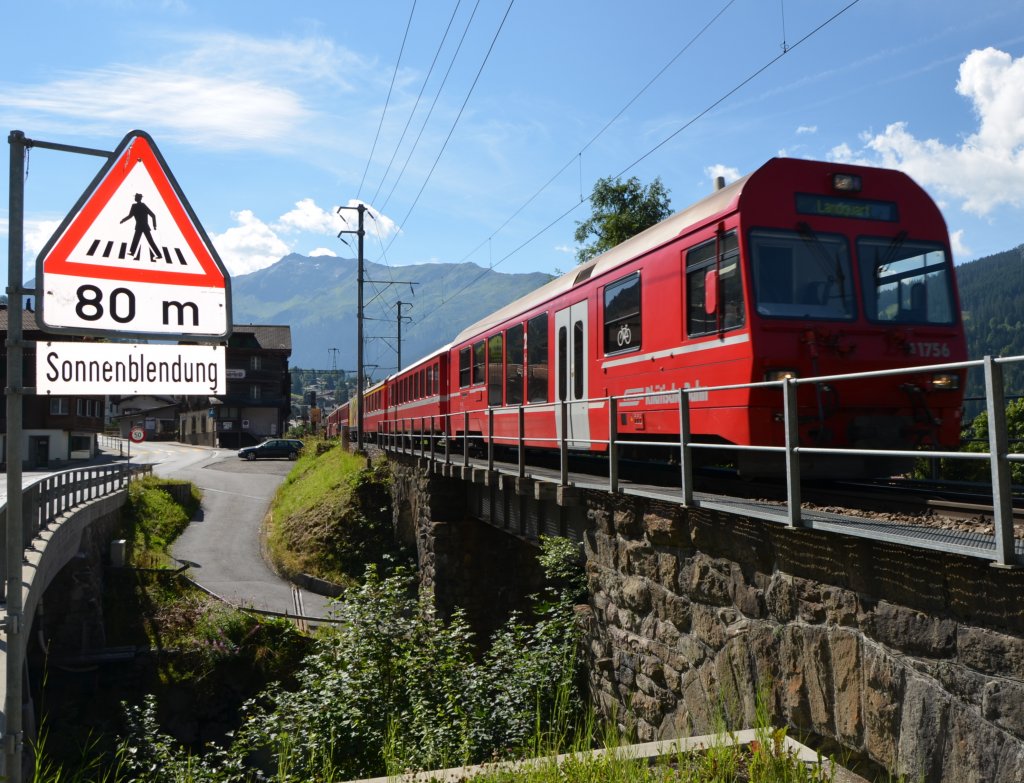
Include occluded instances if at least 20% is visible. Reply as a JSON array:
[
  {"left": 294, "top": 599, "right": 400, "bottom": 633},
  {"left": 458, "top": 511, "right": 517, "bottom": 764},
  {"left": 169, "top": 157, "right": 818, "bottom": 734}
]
[
  {"left": 84, "top": 237, "right": 190, "bottom": 265},
  {"left": 36, "top": 129, "right": 232, "bottom": 340}
]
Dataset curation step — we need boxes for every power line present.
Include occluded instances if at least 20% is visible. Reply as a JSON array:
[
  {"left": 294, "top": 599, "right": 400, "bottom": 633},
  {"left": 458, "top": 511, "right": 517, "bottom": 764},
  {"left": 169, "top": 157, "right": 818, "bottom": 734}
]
[
  {"left": 413, "top": 0, "right": 864, "bottom": 330},
  {"left": 370, "top": 0, "right": 465, "bottom": 208},
  {"left": 379, "top": 0, "right": 484, "bottom": 215},
  {"left": 382, "top": 0, "right": 516, "bottom": 257},
  {"left": 357, "top": 0, "right": 418, "bottom": 200}
]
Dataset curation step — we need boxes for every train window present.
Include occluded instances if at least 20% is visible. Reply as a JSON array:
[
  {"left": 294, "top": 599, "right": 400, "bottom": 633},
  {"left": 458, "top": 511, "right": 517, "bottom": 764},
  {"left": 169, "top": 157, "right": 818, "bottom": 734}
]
[
  {"left": 574, "top": 319, "right": 585, "bottom": 399},
  {"left": 472, "top": 340, "right": 486, "bottom": 385},
  {"left": 687, "top": 232, "right": 744, "bottom": 336},
  {"left": 558, "top": 326, "right": 568, "bottom": 402},
  {"left": 748, "top": 229, "right": 853, "bottom": 320},
  {"left": 459, "top": 347, "right": 471, "bottom": 388},
  {"left": 488, "top": 334, "right": 503, "bottom": 406},
  {"left": 603, "top": 272, "right": 641, "bottom": 354},
  {"left": 506, "top": 324, "right": 524, "bottom": 406},
  {"left": 858, "top": 238, "right": 955, "bottom": 325},
  {"left": 527, "top": 313, "right": 549, "bottom": 403}
]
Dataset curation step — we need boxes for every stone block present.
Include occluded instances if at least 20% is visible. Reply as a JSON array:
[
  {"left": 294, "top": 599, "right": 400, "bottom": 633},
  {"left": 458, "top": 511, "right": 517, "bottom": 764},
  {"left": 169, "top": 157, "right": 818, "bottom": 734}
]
[
  {"left": 682, "top": 553, "right": 732, "bottom": 606},
  {"left": 983, "top": 679, "right": 1024, "bottom": 739},
  {"left": 829, "top": 629, "right": 863, "bottom": 747},
  {"left": 643, "top": 508, "right": 690, "bottom": 547},
  {"left": 862, "top": 642, "right": 904, "bottom": 772},
  {"left": 864, "top": 600, "right": 957, "bottom": 658},
  {"left": 690, "top": 603, "right": 726, "bottom": 651},
  {"left": 765, "top": 572, "right": 796, "bottom": 622},
  {"left": 621, "top": 575, "right": 652, "bottom": 614},
  {"left": 958, "top": 626, "right": 1024, "bottom": 679},
  {"left": 895, "top": 673, "right": 950, "bottom": 783},
  {"left": 941, "top": 702, "right": 1006, "bottom": 783}
]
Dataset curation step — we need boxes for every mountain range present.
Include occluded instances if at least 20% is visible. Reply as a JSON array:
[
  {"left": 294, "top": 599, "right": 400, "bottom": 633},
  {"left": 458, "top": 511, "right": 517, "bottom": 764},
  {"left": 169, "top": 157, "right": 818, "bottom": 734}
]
[{"left": 230, "top": 254, "right": 553, "bottom": 371}]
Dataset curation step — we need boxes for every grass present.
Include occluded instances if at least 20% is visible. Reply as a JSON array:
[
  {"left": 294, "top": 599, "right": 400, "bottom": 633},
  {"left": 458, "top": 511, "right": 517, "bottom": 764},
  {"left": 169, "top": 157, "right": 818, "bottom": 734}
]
[{"left": 266, "top": 442, "right": 403, "bottom": 586}]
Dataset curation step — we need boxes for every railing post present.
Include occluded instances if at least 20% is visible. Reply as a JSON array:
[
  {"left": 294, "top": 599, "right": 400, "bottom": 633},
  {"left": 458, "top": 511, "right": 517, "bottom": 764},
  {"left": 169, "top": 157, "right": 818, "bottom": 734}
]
[
  {"left": 984, "top": 356, "right": 1015, "bottom": 566},
  {"left": 783, "top": 379, "right": 802, "bottom": 526},
  {"left": 678, "top": 388, "right": 693, "bottom": 506},
  {"left": 487, "top": 408, "right": 495, "bottom": 471},
  {"left": 463, "top": 411, "right": 470, "bottom": 468},
  {"left": 518, "top": 405, "right": 526, "bottom": 479},
  {"left": 608, "top": 397, "right": 619, "bottom": 493},
  {"left": 429, "top": 416, "right": 436, "bottom": 462},
  {"left": 560, "top": 400, "right": 569, "bottom": 487},
  {"left": 445, "top": 413, "right": 452, "bottom": 466}
]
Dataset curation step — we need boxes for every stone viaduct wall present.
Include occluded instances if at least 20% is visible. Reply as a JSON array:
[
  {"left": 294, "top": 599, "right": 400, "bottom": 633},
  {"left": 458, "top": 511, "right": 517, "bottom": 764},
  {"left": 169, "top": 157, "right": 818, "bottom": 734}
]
[{"left": 390, "top": 455, "right": 1024, "bottom": 783}]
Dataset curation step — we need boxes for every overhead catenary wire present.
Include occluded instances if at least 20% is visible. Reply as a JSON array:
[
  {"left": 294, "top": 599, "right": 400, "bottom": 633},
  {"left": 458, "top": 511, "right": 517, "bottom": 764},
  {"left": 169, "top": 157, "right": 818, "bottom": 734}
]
[
  {"left": 357, "top": 0, "right": 419, "bottom": 200},
  {"left": 411, "top": 0, "right": 863, "bottom": 332},
  {"left": 369, "top": 0, "right": 465, "bottom": 208}
]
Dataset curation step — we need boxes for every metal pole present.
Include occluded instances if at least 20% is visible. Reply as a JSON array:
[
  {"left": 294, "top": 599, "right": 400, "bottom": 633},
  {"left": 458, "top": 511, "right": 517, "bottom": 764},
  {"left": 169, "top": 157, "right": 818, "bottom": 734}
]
[
  {"left": 608, "top": 397, "right": 619, "bottom": 493},
  {"left": 678, "top": 388, "right": 693, "bottom": 506},
  {"left": 517, "top": 405, "right": 525, "bottom": 478},
  {"left": 487, "top": 408, "right": 495, "bottom": 471},
  {"left": 984, "top": 356, "right": 1015, "bottom": 566},
  {"left": 356, "top": 205, "right": 365, "bottom": 451},
  {"left": 783, "top": 379, "right": 802, "bottom": 527},
  {"left": 559, "top": 401, "right": 569, "bottom": 487},
  {"left": 5, "top": 129, "right": 27, "bottom": 783}
]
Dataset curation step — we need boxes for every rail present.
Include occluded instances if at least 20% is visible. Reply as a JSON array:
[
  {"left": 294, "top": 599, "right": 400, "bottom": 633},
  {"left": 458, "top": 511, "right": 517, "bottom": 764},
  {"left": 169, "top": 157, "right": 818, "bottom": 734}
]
[
  {"left": 0, "top": 462, "right": 153, "bottom": 600},
  {"left": 376, "top": 354, "right": 1023, "bottom": 568}
]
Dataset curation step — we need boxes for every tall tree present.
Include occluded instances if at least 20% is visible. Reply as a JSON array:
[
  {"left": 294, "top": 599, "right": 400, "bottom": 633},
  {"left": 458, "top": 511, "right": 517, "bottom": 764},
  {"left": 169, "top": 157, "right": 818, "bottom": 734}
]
[{"left": 573, "top": 175, "right": 672, "bottom": 264}]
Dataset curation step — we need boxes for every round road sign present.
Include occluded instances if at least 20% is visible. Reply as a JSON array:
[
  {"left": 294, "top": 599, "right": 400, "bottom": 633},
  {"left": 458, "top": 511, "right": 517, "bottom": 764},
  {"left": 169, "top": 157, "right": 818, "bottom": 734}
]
[{"left": 129, "top": 427, "right": 145, "bottom": 444}]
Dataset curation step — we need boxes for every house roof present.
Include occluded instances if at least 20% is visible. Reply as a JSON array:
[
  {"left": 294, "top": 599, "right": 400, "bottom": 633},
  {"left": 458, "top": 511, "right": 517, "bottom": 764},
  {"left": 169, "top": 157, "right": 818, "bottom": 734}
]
[{"left": 230, "top": 324, "right": 292, "bottom": 352}]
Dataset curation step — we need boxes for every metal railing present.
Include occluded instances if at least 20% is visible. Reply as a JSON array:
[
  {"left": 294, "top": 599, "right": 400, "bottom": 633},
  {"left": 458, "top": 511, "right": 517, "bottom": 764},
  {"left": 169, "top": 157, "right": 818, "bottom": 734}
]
[
  {"left": 377, "top": 355, "right": 1023, "bottom": 567},
  {"left": 0, "top": 463, "right": 152, "bottom": 600}
]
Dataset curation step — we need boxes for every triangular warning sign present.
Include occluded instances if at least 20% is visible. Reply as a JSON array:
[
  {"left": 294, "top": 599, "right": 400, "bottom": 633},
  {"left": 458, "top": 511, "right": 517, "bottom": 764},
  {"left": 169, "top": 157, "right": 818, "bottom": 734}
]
[{"left": 37, "top": 130, "right": 232, "bottom": 339}]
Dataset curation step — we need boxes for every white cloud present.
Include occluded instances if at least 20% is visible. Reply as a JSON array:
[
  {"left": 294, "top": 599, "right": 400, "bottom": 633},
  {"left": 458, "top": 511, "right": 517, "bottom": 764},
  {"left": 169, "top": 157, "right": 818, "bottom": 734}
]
[
  {"left": 211, "top": 210, "right": 291, "bottom": 276},
  {"left": 553, "top": 244, "right": 575, "bottom": 255},
  {"left": 796, "top": 125, "right": 818, "bottom": 135},
  {"left": 309, "top": 247, "right": 338, "bottom": 257},
  {"left": 834, "top": 48, "right": 1024, "bottom": 217},
  {"left": 949, "top": 229, "right": 971, "bottom": 263},
  {"left": 0, "top": 67, "right": 311, "bottom": 148},
  {"left": 334, "top": 200, "right": 401, "bottom": 242},
  {"left": 705, "top": 164, "right": 741, "bottom": 187},
  {"left": 275, "top": 198, "right": 401, "bottom": 243}
]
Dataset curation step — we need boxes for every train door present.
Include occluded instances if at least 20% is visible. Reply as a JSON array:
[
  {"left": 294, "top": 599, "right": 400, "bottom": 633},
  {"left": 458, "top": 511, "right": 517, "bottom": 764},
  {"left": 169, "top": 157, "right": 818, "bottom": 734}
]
[{"left": 554, "top": 301, "right": 590, "bottom": 448}]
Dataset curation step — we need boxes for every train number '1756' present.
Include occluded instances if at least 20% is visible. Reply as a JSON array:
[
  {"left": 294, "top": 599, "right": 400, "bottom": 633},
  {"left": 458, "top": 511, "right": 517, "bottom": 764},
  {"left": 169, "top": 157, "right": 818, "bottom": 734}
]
[{"left": 908, "top": 341, "right": 951, "bottom": 358}]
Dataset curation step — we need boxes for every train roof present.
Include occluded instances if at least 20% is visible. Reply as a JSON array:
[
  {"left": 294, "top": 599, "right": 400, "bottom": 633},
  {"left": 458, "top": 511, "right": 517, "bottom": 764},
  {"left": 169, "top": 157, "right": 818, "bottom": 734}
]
[{"left": 452, "top": 166, "right": 756, "bottom": 344}]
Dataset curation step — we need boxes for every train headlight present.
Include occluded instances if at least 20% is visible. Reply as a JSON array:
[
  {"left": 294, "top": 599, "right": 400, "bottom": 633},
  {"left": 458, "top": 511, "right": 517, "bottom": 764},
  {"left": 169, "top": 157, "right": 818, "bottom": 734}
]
[
  {"left": 930, "top": 373, "right": 960, "bottom": 390},
  {"left": 765, "top": 369, "right": 798, "bottom": 382},
  {"left": 832, "top": 173, "right": 862, "bottom": 192}
]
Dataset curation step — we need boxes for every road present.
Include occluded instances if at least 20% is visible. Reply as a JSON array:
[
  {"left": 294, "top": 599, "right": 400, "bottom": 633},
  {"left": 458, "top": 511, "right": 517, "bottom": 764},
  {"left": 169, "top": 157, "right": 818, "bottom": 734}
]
[{"left": 120, "top": 440, "right": 337, "bottom": 621}]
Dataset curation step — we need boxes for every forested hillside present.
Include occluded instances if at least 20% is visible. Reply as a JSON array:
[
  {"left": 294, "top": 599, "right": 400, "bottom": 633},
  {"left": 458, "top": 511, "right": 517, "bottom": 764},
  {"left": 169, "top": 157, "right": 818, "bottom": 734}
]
[{"left": 955, "top": 244, "right": 1024, "bottom": 403}]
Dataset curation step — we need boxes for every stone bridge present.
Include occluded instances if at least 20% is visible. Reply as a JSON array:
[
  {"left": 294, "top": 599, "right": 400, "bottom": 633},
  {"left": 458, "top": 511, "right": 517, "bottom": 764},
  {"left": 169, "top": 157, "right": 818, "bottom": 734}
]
[
  {"left": 0, "top": 464, "right": 150, "bottom": 780},
  {"left": 389, "top": 453, "right": 1024, "bottom": 783}
]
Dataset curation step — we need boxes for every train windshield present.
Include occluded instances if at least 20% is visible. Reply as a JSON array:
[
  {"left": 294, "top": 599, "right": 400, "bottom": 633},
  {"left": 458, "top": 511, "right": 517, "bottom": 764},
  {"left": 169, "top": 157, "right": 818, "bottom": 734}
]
[
  {"left": 748, "top": 229, "right": 855, "bottom": 320},
  {"left": 858, "top": 237, "right": 956, "bottom": 325}
]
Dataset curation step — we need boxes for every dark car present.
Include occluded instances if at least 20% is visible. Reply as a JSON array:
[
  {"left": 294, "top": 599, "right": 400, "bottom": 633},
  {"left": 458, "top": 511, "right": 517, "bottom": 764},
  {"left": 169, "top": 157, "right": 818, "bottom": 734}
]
[{"left": 237, "top": 438, "right": 304, "bottom": 461}]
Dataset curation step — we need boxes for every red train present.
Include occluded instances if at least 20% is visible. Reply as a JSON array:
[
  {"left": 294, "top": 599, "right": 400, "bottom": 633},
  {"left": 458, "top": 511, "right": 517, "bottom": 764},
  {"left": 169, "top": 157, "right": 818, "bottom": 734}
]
[{"left": 329, "top": 157, "right": 967, "bottom": 477}]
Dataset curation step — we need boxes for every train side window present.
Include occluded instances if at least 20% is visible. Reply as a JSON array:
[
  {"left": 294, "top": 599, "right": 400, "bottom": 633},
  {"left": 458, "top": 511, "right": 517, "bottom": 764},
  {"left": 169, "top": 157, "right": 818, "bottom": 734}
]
[
  {"left": 527, "top": 313, "right": 549, "bottom": 403},
  {"left": 574, "top": 319, "right": 585, "bottom": 399},
  {"left": 459, "top": 347, "right": 471, "bottom": 388},
  {"left": 687, "top": 231, "right": 743, "bottom": 336},
  {"left": 472, "top": 340, "right": 486, "bottom": 386},
  {"left": 603, "top": 272, "right": 641, "bottom": 354},
  {"left": 487, "top": 334, "right": 504, "bottom": 406},
  {"left": 506, "top": 324, "right": 524, "bottom": 406},
  {"left": 557, "top": 326, "right": 568, "bottom": 402}
]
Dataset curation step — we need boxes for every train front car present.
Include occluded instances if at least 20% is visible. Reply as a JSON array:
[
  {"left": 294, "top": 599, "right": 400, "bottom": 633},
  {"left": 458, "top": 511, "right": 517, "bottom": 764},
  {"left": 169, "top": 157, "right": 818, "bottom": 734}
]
[{"left": 732, "top": 158, "right": 966, "bottom": 476}]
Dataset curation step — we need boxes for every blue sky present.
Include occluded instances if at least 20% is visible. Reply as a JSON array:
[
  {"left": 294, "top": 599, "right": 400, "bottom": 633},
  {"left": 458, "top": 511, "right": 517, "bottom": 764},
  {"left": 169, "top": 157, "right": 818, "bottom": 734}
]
[{"left": 2, "top": 0, "right": 1024, "bottom": 299}]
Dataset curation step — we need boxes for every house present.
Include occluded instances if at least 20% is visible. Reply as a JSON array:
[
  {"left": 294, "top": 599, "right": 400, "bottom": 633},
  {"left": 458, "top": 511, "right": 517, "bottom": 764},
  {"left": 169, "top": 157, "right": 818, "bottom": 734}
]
[
  {"left": 0, "top": 306, "right": 106, "bottom": 468},
  {"left": 110, "top": 394, "right": 181, "bottom": 440},
  {"left": 179, "top": 324, "right": 292, "bottom": 449}
]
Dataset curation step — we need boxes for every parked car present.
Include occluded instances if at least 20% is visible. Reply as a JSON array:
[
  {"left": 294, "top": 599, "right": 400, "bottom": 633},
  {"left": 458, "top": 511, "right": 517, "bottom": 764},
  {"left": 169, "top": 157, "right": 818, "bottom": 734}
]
[{"left": 237, "top": 438, "right": 304, "bottom": 461}]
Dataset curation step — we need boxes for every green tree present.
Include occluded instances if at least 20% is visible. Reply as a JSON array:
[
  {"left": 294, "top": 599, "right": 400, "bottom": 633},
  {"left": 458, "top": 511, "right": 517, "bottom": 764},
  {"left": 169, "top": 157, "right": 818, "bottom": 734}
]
[{"left": 573, "top": 175, "right": 672, "bottom": 264}]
